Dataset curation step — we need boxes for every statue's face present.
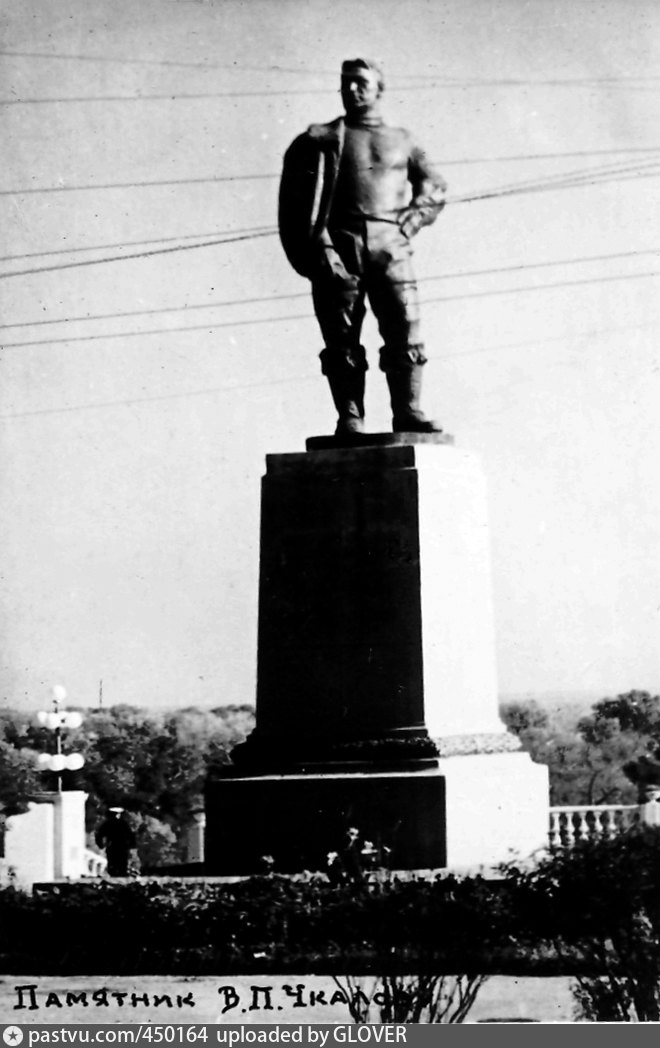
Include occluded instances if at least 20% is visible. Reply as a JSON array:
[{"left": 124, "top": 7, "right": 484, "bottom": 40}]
[{"left": 340, "top": 67, "right": 381, "bottom": 116}]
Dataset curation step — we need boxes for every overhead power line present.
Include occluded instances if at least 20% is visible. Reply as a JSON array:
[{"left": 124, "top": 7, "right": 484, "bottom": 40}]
[
  {"left": 2, "top": 269, "right": 659, "bottom": 351},
  {"left": 7, "top": 51, "right": 660, "bottom": 88},
  {"left": 0, "top": 373, "right": 318, "bottom": 421},
  {"left": 423, "top": 268, "right": 660, "bottom": 306},
  {"left": 0, "top": 228, "right": 277, "bottom": 281},
  {"left": 0, "top": 50, "right": 337, "bottom": 76},
  {"left": 2, "top": 248, "right": 657, "bottom": 334},
  {"left": 399, "top": 74, "right": 660, "bottom": 87},
  {"left": 1, "top": 317, "right": 658, "bottom": 422},
  {"left": 0, "top": 172, "right": 277, "bottom": 197},
  {"left": 5, "top": 51, "right": 660, "bottom": 91},
  {"left": 3, "top": 146, "right": 660, "bottom": 199},
  {"left": 0, "top": 87, "right": 360, "bottom": 105},
  {"left": 451, "top": 154, "right": 660, "bottom": 205},
  {"left": 2, "top": 157, "right": 659, "bottom": 282},
  {"left": 0, "top": 226, "right": 275, "bottom": 264},
  {"left": 458, "top": 166, "right": 660, "bottom": 206},
  {"left": 2, "top": 147, "right": 659, "bottom": 266},
  {"left": 4, "top": 77, "right": 660, "bottom": 105}
]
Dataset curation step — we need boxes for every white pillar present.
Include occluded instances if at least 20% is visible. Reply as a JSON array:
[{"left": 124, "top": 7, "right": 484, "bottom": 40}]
[
  {"left": 641, "top": 787, "right": 660, "bottom": 827},
  {"left": 38, "top": 791, "right": 88, "bottom": 879},
  {"left": 186, "top": 810, "right": 206, "bottom": 863},
  {"left": 3, "top": 802, "right": 55, "bottom": 886},
  {"left": 416, "top": 446, "right": 505, "bottom": 737}
]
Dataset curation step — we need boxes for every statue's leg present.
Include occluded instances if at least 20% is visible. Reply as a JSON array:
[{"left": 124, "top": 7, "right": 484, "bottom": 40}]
[
  {"left": 311, "top": 265, "right": 368, "bottom": 436},
  {"left": 368, "top": 239, "right": 442, "bottom": 433},
  {"left": 319, "top": 350, "right": 367, "bottom": 436}
]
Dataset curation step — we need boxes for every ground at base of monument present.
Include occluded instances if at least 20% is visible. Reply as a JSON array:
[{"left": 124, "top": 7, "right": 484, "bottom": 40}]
[
  {"left": 0, "top": 974, "right": 577, "bottom": 1024},
  {"left": 32, "top": 861, "right": 525, "bottom": 894}
]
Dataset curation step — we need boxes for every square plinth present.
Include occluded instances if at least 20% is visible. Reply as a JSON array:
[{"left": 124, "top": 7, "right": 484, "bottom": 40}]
[{"left": 210, "top": 439, "right": 550, "bottom": 874}]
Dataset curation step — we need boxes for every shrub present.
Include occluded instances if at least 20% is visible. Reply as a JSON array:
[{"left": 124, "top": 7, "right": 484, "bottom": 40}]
[
  {"left": 0, "top": 873, "right": 519, "bottom": 976},
  {"left": 332, "top": 974, "right": 487, "bottom": 1023},
  {"left": 501, "top": 827, "right": 660, "bottom": 1021}
]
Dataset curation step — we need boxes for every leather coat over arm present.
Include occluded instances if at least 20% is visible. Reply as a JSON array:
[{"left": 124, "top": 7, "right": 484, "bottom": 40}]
[{"left": 278, "top": 118, "right": 345, "bottom": 279}]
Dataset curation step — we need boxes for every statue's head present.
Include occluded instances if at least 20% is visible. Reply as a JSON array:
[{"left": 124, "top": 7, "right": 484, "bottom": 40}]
[{"left": 340, "top": 57, "right": 384, "bottom": 116}]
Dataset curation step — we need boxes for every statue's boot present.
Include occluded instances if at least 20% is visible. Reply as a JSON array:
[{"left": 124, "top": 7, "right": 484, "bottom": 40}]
[
  {"left": 386, "top": 365, "right": 442, "bottom": 433},
  {"left": 326, "top": 370, "right": 365, "bottom": 436}
]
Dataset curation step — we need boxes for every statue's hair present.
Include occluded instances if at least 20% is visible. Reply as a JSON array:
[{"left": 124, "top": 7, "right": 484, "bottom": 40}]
[{"left": 341, "top": 57, "right": 385, "bottom": 93}]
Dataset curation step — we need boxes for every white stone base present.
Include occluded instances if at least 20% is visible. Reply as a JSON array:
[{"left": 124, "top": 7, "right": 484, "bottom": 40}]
[
  {"left": 438, "top": 751, "right": 550, "bottom": 868},
  {"left": 205, "top": 750, "right": 549, "bottom": 875}
]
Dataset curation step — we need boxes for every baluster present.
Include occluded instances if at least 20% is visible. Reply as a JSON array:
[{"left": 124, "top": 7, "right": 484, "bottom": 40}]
[
  {"left": 601, "top": 809, "right": 614, "bottom": 839},
  {"left": 549, "top": 811, "right": 561, "bottom": 848},
  {"left": 562, "top": 811, "right": 575, "bottom": 846},
  {"left": 574, "top": 810, "right": 589, "bottom": 842}
]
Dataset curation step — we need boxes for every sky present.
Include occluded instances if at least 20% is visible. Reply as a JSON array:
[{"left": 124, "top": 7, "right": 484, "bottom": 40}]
[{"left": 1, "top": 0, "right": 659, "bottom": 713}]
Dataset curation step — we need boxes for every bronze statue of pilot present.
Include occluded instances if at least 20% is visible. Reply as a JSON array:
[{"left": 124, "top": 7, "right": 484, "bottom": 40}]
[{"left": 279, "top": 57, "right": 447, "bottom": 437}]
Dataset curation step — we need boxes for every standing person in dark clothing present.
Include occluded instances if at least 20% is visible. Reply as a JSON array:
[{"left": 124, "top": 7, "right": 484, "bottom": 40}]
[
  {"left": 95, "top": 807, "right": 136, "bottom": 876},
  {"left": 279, "top": 57, "right": 447, "bottom": 437}
]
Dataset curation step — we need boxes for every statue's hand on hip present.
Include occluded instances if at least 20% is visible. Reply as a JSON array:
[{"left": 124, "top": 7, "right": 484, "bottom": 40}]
[
  {"left": 398, "top": 207, "right": 427, "bottom": 239},
  {"left": 399, "top": 201, "right": 445, "bottom": 239}
]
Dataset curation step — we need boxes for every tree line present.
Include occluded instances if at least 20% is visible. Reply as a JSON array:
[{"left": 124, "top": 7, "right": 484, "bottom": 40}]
[
  {"left": 500, "top": 689, "right": 660, "bottom": 806},
  {"left": 0, "top": 703, "right": 254, "bottom": 865},
  {"left": 1, "top": 689, "right": 659, "bottom": 864}
]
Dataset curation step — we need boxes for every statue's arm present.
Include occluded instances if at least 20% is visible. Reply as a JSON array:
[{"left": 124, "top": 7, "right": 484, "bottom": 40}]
[
  {"left": 399, "top": 139, "right": 448, "bottom": 238},
  {"left": 278, "top": 130, "right": 347, "bottom": 279}
]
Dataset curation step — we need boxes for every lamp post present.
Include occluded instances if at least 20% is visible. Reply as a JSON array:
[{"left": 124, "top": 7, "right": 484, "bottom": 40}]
[{"left": 36, "top": 685, "right": 85, "bottom": 792}]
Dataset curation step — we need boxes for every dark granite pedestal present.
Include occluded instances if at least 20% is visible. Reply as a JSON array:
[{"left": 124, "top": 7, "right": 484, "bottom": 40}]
[
  {"left": 205, "top": 768, "right": 447, "bottom": 874},
  {"left": 205, "top": 435, "right": 548, "bottom": 873}
]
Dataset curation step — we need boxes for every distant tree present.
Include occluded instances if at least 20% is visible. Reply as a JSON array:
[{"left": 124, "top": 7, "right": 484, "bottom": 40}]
[
  {"left": 0, "top": 740, "right": 41, "bottom": 839},
  {"left": 79, "top": 706, "right": 163, "bottom": 824},
  {"left": 210, "top": 703, "right": 255, "bottom": 742},
  {"left": 574, "top": 690, "right": 660, "bottom": 804},
  {"left": 129, "top": 813, "right": 179, "bottom": 871},
  {"left": 81, "top": 704, "right": 254, "bottom": 862},
  {"left": 0, "top": 709, "right": 38, "bottom": 749},
  {"left": 501, "top": 696, "right": 643, "bottom": 806},
  {"left": 581, "top": 690, "right": 660, "bottom": 739},
  {"left": 566, "top": 725, "right": 639, "bottom": 806},
  {"left": 500, "top": 700, "right": 551, "bottom": 760},
  {"left": 0, "top": 702, "right": 255, "bottom": 865},
  {"left": 500, "top": 699, "right": 549, "bottom": 737},
  {"left": 501, "top": 700, "right": 583, "bottom": 804}
]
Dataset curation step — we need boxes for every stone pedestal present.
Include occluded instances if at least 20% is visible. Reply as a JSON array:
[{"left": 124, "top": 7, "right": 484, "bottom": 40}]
[
  {"left": 2, "top": 790, "right": 88, "bottom": 886},
  {"left": 205, "top": 437, "right": 549, "bottom": 873}
]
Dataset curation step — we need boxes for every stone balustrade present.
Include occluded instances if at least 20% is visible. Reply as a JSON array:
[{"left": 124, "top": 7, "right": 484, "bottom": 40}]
[
  {"left": 549, "top": 804, "right": 641, "bottom": 847},
  {"left": 84, "top": 848, "right": 107, "bottom": 877}
]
